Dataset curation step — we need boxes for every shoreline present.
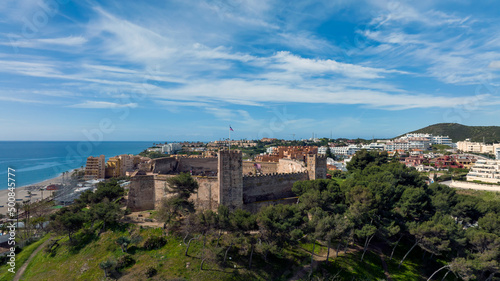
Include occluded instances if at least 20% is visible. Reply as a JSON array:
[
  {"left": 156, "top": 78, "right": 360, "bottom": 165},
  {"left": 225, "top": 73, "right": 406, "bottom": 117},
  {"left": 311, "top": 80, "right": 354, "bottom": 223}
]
[{"left": 0, "top": 169, "right": 79, "bottom": 216}]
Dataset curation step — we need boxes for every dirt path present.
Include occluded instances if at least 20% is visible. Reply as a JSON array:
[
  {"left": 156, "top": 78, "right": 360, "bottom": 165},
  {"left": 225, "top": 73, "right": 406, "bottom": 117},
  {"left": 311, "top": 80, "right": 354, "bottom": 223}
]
[{"left": 13, "top": 238, "right": 52, "bottom": 281}]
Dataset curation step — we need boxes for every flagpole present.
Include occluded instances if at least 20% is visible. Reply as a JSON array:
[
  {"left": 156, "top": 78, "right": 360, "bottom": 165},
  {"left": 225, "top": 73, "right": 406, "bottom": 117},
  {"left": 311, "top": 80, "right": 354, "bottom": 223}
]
[{"left": 229, "top": 125, "right": 231, "bottom": 152}]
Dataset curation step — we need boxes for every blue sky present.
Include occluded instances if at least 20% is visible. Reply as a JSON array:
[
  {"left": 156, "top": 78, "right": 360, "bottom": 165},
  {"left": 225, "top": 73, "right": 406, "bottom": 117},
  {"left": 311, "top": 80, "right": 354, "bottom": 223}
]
[{"left": 1, "top": 0, "right": 500, "bottom": 141}]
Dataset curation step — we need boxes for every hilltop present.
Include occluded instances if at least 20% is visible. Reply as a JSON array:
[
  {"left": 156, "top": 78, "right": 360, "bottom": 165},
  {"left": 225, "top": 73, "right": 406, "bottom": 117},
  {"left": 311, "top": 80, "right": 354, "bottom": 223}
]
[{"left": 401, "top": 123, "right": 500, "bottom": 143}]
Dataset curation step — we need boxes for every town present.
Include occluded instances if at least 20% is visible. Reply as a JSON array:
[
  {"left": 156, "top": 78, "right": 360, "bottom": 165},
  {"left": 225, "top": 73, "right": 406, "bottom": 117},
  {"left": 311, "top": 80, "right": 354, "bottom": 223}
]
[{"left": 2, "top": 129, "right": 500, "bottom": 280}]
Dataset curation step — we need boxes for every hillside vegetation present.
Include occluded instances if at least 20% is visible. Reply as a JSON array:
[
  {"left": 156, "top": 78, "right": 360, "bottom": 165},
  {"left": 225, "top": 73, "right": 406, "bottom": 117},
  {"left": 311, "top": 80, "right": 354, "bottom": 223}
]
[
  {"left": 4, "top": 152, "right": 500, "bottom": 280},
  {"left": 402, "top": 123, "right": 500, "bottom": 143}
]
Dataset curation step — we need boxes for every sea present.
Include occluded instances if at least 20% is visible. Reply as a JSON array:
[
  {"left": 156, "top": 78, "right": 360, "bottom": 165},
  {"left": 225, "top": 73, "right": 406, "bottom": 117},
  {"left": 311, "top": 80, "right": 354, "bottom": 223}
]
[{"left": 0, "top": 141, "right": 155, "bottom": 190}]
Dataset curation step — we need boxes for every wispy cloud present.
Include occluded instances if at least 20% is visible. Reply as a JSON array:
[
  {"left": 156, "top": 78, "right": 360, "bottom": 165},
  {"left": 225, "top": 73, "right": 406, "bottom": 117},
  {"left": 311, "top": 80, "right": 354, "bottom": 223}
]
[{"left": 69, "top": 101, "right": 138, "bottom": 109}]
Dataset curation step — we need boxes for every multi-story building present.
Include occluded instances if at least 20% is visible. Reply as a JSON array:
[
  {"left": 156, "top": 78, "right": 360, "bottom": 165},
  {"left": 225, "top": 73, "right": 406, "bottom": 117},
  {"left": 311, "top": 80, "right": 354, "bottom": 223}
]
[
  {"left": 105, "top": 154, "right": 150, "bottom": 178},
  {"left": 84, "top": 155, "right": 106, "bottom": 180},
  {"left": 331, "top": 145, "right": 360, "bottom": 156},
  {"left": 496, "top": 147, "right": 500, "bottom": 160},
  {"left": 432, "top": 135, "right": 453, "bottom": 146},
  {"left": 266, "top": 146, "right": 277, "bottom": 154},
  {"left": 331, "top": 143, "right": 384, "bottom": 156},
  {"left": 456, "top": 139, "right": 500, "bottom": 154},
  {"left": 208, "top": 140, "right": 258, "bottom": 148},
  {"left": 318, "top": 146, "right": 328, "bottom": 155},
  {"left": 161, "top": 143, "right": 182, "bottom": 154},
  {"left": 467, "top": 159, "right": 500, "bottom": 184},
  {"left": 255, "top": 146, "right": 318, "bottom": 162},
  {"left": 105, "top": 157, "right": 121, "bottom": 178}
]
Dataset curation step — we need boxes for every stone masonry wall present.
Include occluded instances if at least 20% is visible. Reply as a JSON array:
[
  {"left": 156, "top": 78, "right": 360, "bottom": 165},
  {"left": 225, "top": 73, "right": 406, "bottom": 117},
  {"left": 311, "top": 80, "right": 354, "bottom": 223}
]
[
  {"left": 218, "top": 150, "right": 243, "bottom": 209},
  {"left": 127, "top": 175, "right": 156, "bottom": 211},
  {"left": 242, "top": 172, "right": 308, "bottom": 204},
  {"left": 242, "top": 162, "right": 278, "bottom": 175},
  {"left": 178, "top": 157, "right": 218, "bottom": 175},
  {"left": 191, "top": 176, "right": 219, "bottom": 210},
  {"left": 277, "top": 159, "right": 307, "bottom": 173},
  {"left": 152, "top": 157, "right": 177, "bottom": 174}
]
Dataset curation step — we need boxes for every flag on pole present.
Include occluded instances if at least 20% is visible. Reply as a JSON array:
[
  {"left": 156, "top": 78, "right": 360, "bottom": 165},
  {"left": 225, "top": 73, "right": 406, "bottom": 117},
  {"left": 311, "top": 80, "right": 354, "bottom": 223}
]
[{"left": 230, "top": 126, "right": 234, "bottom": 131}]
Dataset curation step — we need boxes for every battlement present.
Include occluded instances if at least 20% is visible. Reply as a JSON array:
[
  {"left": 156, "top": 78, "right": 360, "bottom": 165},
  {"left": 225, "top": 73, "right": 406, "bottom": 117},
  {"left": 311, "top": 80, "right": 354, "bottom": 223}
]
[
  {"left": 307, "top": 153, "right": 326, "bottom": 158},
  {"left": 174, "top": 155, "right": 218, "bottom": 159},
  {"left": 218, "top": 149, "right": 242, "bottom": 155},
  {"left": 243, "top": 171, "right": 308, "bottom": 178}
]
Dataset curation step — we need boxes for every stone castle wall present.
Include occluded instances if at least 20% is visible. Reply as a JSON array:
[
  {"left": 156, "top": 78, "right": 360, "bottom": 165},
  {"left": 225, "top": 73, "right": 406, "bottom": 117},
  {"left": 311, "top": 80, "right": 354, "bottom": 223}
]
[
  {"left": 242, "top": 172, "right": 308, "bottom": 204},
  {"left": 277, "top": 159, "right": 307, "bottom": 173},
  {"left": 218, "top": 150, "right": 243, "bottom": 209},
  {"left": 128, "top": 150, "right": 326, "bottom": 212},
  {"left": 127, "top": 175, "right": 156, "bottom": 211},
  {"left": 178, "top": 157, "right": 218, "bottom": 175},
  {"left": 152, "top": 157, "right": 177, "bottom": 174},
  {"left": 242, "top": 162, "right": 278, "bottom": 175},
  {"left": 191, "top": 176, "right": 219, "bottom": 210}
]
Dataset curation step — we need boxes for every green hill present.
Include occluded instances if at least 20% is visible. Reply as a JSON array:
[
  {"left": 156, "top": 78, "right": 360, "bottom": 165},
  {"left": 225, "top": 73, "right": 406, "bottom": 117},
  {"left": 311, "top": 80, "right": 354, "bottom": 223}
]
[{"left": 402, "top": 123, "right": 500, "bottom": 143}]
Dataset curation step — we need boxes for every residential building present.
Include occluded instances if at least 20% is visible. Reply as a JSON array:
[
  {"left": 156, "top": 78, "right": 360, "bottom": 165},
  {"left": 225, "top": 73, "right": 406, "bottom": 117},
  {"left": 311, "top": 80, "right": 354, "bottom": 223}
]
[
  {"left": 431, "top": 156, "right": 463, "bottom": 169},
  {"left": 105, "top": 157, "right": 121, "bottom": 178},
  {"left": 84, "top": 155, "right": 106, "bottom": 180},
  {"left": 318, "top": 146, "right": 328, "bottom": 155},
  {"left": 456, "top": 139, "right": 500, "bottom": 154},
  {"left": 331, "top": 145, "right": 360, "bottom": 156},
  {"left": 330, "top": 143, "right": 384, "bottom": 156},
  {"left": 161, "top": 143, "right": 182, "bottom": 154},
  {"left": 496, "top": 147, "right": 500, "bottom": 160},
  {"left": 255, "top": 146, "right": 318, "bottom": 162},
  {"left": 432, "top": 135, "right": 453, "bottom": 146},
  {"left": 147, "top": 147, "right": 162, "bottom": 153},
  {"left": 266, "top": 146, "right": 276, "bottom": 154},
  {"left": 467, "top": 159, "right": 500, "bottom": 184}
]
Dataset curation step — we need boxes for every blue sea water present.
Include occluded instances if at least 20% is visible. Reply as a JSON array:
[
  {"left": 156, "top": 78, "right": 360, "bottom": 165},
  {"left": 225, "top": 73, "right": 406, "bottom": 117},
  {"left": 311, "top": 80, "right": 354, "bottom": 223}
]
[{"left": 0, "top": 141, "right": 155, "bottom": 190}]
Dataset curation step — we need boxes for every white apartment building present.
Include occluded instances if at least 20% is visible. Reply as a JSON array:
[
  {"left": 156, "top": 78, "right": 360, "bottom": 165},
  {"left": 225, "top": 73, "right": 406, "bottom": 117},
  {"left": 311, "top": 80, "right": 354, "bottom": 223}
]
[
  {"left": 266, "top": 146, "right": 277, "bottom": 154},
  {"left": 331, "top": 143, "right": 383, "bottom": 156},
  {"left": 467, "top": 159, "right": 500, "bottom": 184},
  {"left": 147, "top": 147, "right": 162, "bottom": 153},
  {"left": 384, "top": 138, "right": 430, "bottom": 151},
  {"left": 331, "top": 145, "right": 361, "bottom": 156},
  {"left": 457, "top": 140, "right": 500, "bottom": 155},
  {"left": 162, "top": 143, "right": 182, "bottom": 154},
  {"left": 318, "top": 146, "right": 328, "bottom": 155},
  {"left": 432, "top": 136, "right": 453, "bottom": 146},
  {"left": 385, "top": 133, "right": 452, "bottom": 152},
  {"left": 496, "top": 147, "right": 500, "bottom": 160}
]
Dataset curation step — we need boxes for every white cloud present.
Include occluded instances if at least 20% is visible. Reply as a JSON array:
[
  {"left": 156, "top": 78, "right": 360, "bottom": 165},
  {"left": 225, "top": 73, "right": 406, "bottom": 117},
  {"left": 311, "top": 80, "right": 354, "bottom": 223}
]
[
  {"left": 69, "top": 101, "right": 138, "bottom": 109},
  {"left": 270, "top": 51, "right": 404, "bottom": 79},
  {"left": 488, "top": 61, "right": 500, "bottom": 69},
  {"left": 160, "top": 78, "right": 499, "bottom": 110}
]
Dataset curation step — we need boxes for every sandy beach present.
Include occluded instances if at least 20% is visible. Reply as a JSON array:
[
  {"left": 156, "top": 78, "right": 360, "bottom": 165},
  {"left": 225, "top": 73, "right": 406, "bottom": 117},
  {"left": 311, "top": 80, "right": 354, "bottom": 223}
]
[{"left": 0, "top": 172, "right": 68, "bottom": 216}]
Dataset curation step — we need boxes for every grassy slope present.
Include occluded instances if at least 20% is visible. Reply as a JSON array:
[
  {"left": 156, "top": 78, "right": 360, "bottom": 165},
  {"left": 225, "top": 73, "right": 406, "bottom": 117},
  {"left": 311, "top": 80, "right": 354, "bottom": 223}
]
[
  {"left": 21, "top": 227, "right": 309, "bottom": 281},
  {"left": 455, "top": 189, "right": 500, "bottom": 203},
  {"left": 18, "top": 228, "right": 461, "bottom": 281},
  {"left": 0, "top": 234, "right": 51, "bottom": 281},
  {"left": 402, "top": 123, "right": 500, "bottom": 143}
]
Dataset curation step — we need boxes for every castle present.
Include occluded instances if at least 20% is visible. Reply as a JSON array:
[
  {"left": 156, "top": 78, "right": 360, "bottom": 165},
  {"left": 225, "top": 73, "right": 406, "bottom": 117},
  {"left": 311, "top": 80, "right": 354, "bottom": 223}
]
[{"left": 127, "top": 150, "right": 327, "bottom": 213}]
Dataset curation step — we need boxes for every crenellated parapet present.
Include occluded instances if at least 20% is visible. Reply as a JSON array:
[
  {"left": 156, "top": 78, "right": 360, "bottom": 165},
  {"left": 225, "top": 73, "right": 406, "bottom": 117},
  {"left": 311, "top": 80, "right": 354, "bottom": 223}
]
[{"left": 243, "top": 171, "right": 308, "bottom": 178}]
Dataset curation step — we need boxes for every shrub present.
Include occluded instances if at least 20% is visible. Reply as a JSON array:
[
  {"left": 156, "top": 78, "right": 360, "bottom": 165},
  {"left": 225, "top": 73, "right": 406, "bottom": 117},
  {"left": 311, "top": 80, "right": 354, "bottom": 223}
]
[
  {"left": 116, "top": 255, "right": 135, "bottom": 270},
  {"left": 143, "top": 236, "right": 167, "bottom": 250},
  {"left": 145, "top": 266, "right": 157, "bottom": 278}
]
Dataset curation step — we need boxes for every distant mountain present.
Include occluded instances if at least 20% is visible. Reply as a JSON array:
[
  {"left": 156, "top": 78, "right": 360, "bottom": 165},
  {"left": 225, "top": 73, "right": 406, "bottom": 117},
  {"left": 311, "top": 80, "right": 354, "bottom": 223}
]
[{"left": 401, "top": 123, "right": 500, "bottom": 143}]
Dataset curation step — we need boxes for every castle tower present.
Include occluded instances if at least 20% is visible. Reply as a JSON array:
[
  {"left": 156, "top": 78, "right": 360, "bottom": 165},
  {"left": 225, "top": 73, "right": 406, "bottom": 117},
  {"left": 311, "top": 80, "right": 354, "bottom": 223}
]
[
  {"left": 306, "top": 154, "right": 327, "bottom": 180},
  {"left": 218, "top": 149, "right": 243, "bottom": 210}
]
